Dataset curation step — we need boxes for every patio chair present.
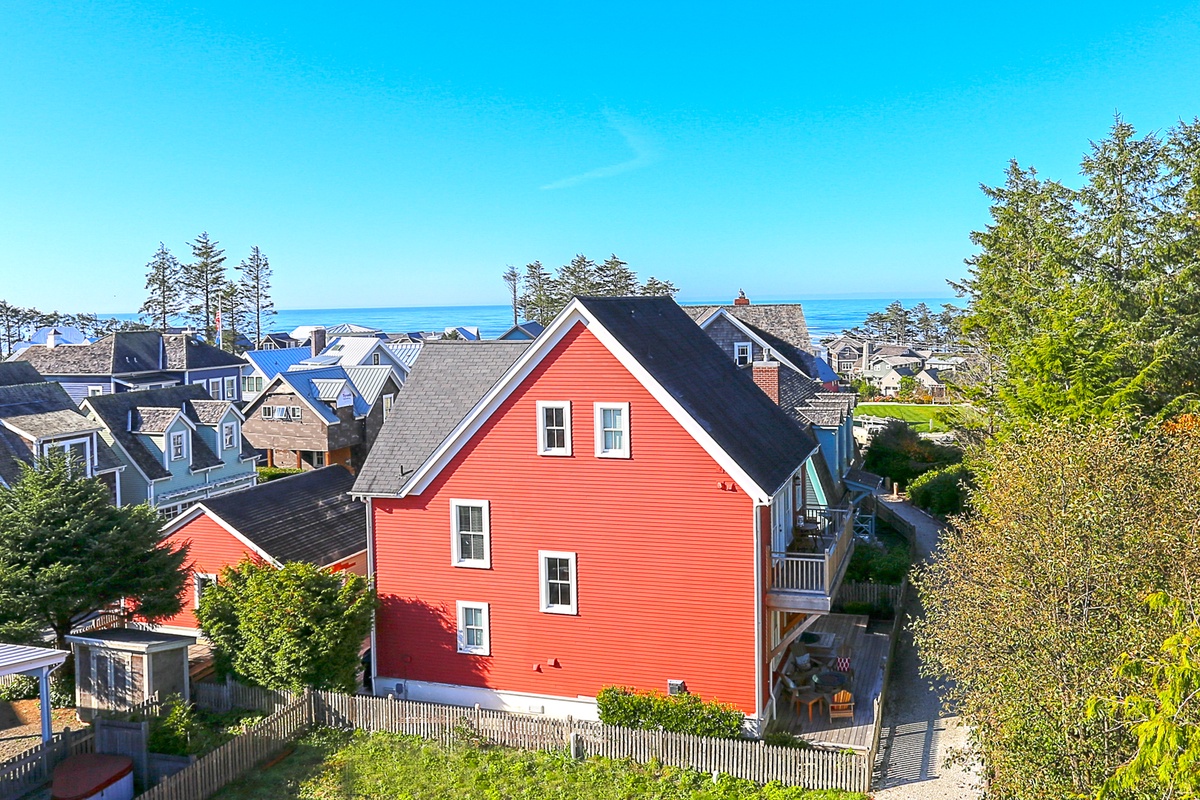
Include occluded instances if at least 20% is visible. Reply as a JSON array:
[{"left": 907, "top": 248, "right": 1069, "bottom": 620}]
[
  {"left": 834, "top": 646, "right": 854, "bottom": 680},
  {"left": 828, "top": 690, "right": 855, "bottom": 723}
]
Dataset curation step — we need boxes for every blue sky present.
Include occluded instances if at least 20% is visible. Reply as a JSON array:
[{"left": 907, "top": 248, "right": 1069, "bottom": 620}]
[{"left": 3, "top": 2, "right": 1200, "bottom": 313}]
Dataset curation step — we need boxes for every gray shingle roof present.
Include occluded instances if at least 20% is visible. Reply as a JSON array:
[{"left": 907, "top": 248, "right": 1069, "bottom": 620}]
[
  {"left": 845, "top": 468, "right": 884, "bottom": 491},
  {"left": 352, "top": 341, "right": 530, "bottom": 495},
  {"left": 685, "top": 303, "right": 812, "bottom": 352},
  {"left": 0, "top": 362, "right": 46, "bottom": 387},
  {"left": 14, "top": 331, "right": 242, "bottom": 376},
  {"left": 163, "top": 334, "right": 245, "bottom": 370},
  {"left": 0, "top": 382, "right": 121, "bottom": 484},
  {"left": 189, "top": 400, "right": 233, "bottom": 425},
  {"left": 130, "top": 407, "right": 182, "bottom": 434},
  {"left": 198, "top": 466, "right": 365, "bottom": 566}
]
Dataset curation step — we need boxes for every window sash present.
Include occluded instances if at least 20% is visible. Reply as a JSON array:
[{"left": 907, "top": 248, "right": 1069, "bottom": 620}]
[
  {"left": 170, "top": 432, "right": 185, "bottom": 460},
  {"left": 456, "top": 601, "right": 489, "bottom": 655},
  {"left": 539, "top": 551, "right": 577, "bottom": 614},
  {"left": 594, "top": 403, "right": 629, "bottom": 458},
  {"left": 222, "top": 423, "right": 236, "bottom": 450},
  {"left": 450, "top": 500, "right": 490, "bottom": 568},
  {"left": 536, "top": 401, "right": 571, "bottom": 456}
]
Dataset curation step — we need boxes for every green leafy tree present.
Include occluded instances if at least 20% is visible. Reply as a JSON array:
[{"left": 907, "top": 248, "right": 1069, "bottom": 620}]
[
  {"left": 183, "top": 231, "right": 228, "bottom": 343},
  {"left": 863, "top": 419, "right": 960, "bottom": 488},
  {"left": 197, "top": 560, "right": 376, "bottom": 694},
  {"left": 139, "top": 243, "right": 184, "bottom": 330},
  {"left": 236, "top": 245, "right": 275, "bottom": 347},
  {"left": 913, "top": 424, "right": 1200, "bottom": 799},
  {"left": 0, "top": 453, "right": 188, "bottom": 653},
  {"left": 1092, "top": 591, "right": 1200, "bottom": 800}
]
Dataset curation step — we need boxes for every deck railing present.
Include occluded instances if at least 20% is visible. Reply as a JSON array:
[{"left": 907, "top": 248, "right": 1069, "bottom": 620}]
[{"left": 771, "top": 507, "right": 855, "bottom": 595}]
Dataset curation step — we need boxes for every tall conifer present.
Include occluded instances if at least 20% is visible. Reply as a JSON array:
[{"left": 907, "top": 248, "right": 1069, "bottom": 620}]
[
  {"left": 183, "top": 231, "right": 228, "bottom": 343},
  {"left": 138, "top": 243, "right": 183, "bottom": 330},
  {"left": 236, "top": 245, "right": 275, "bottom": 347}
]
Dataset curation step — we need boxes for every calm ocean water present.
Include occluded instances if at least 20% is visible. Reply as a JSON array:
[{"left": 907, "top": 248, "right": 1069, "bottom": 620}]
[{"left": 115, "top": 297, "right": 957, "bottom": 345}]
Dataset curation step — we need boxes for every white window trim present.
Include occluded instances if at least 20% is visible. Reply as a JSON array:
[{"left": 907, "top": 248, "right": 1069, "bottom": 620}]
[
  {"left": 536, "top": 400, "right": 572, "bottom": 456},
  {"left": 456, "top": 600, "right": 490, "bottom": 655},
  {"left": 289, "top": 406, "right": 302, "bottom": 419},
  {"left": 87, "top": 385, "right": 104, "bottom": 396},
  {"left": 538, "top": 550, "right": 578, "bottom": 615},
  {"left": 383, "top": 393, "right": 395, "bottom": 420},
  {"left": 224, "top": 377, "right": 236, "bottom": 400},
  {"left": 169, "top": 431, "right": 187, "bottom": 461},
  {"left": 194, "top": 572, "right": 217, "bottom": 609},
  {"left": 593, "top": 402, "right": 630, "bottom": 459},
  {"left": 42, "top": 436, "right": 93, "bottom": 476},
  {"left": 222, "top": 421, "right": 237, "bottom": 451},
  {"left": 734, "top": 342, "right": 752, "bottom": 366},
  {"left": 449, "top": 499, "right": 491, "bottom": 569},
  {"left": 261, "top": 406, "right": 272, "bottom": 419},
  {"left": 208, "top": 379, "right": 221, "bottom": 399}
]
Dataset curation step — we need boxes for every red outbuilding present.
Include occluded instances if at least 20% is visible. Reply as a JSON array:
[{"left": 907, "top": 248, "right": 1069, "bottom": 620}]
[{"left": 353, "top": 297, "right": 861, "bottom": 734}]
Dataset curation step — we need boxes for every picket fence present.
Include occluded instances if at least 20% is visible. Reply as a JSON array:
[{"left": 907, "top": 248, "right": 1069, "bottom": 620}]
[
  {"left": 136, "top": 684, "right": 874, "bottom": 799},
  {"left": 834, "top": 581, "right": 904, "bottom": 610},
  {"left": 0, "top": 727, "right": 94, "bottom": 800}
]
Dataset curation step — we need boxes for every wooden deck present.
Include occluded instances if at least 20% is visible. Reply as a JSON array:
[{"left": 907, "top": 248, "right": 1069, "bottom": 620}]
[{"left": 770, "top": 613, "right": 892, "bottom": 752}]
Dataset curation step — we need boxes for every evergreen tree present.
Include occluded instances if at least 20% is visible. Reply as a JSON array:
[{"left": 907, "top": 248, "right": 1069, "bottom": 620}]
[
  {"left": 138, "top": 243, "right": 183, "bottom": 330},
  {"left": 555, "top": 254, "right": 600, "bottom": 303},
  {"left": 236, "top": 245, "right": 275, "bottom": 347},
  {"left": 595, "top": 254, "right": 639, "bottom": 295},
  {"left": 0, "top": 453, "right": 188, "bottom": 654},
  {"left": 640, "top": 276, "right": 679, "bottom": 297},
  {"left": 182, "top": 231, "right": 228, "bottom": 343},
  {"left": 501, "top": 265, "right": 521, "bottom": 326},
  {"left": 517, "top": 261, "right": 559, "bottom": 326},
  {"left": 219, "top": 283, "right": 248, "bottom": 352}
]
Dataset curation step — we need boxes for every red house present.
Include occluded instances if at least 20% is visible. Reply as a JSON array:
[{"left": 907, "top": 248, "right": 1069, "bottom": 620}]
[
  {"left": 353, "top": 297, "right": 859, "bottom": 733},
  {"left": 150, "top": 466, "right": 367, "bottom": 636}
]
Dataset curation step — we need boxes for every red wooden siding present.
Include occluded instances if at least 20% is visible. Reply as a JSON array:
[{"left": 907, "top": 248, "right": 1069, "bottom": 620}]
[
  {"left": 373, "top": 323, "right": 760, "bottom": 713},
  {"left": 155, "top": 514, "right": 257, "bottom": 631}
]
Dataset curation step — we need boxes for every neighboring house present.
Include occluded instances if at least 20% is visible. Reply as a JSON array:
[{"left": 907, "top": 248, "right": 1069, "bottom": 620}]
[
  {"left": 0, "top": 362, "right": 46, "bottom": 387},
  {"left": 299, "top": 335, "right": 409, "bottom": 379},
  {"left": 352, "top": 296, "right": 860, "bottom": 733},
  {"left": 242, "top": 335, "right": 412, "bottom": 403},
  {"left": 8, "top": 326, "right": 91, "bottom": 356},
  {"left": 326, "top": 323, "right": 385, "bottom": 338},
  {"left": 241, "top": 348, "right": 313, "bottom": 402},
  {"left": 149, "top": 466, "right": 366, "bottom": 636},
  {"left": 382, "top": 342, "right": 423, "bottom": 371},
  {"left": 81, "top": 385, "right": 259, "bottom": 518},
  {"left": 915, "top": 368, "right": 947, "bottom": 398},
  {"left": 240, "top": 364, "right": 401, "bottom": 473},
  {"left": 691, "top": 306, "right": 840, "bottom": 391},
  {"left": 497, "top": 321, "right": 545, "bottom": 341},
  {"left": 0, "top": 381, "right": 124, "bottom": 499},
  {"left": 12, "top": 331, "right": 247, "bottom": 405},
  {"left": 878, "top": 366, "right": 917, "bottom": 397},
  {"left": 257, "top": 332, "right": 303, "bottom": 350},
  {"left": 685, "top": 292, "right": 813, "bottom": 353}
]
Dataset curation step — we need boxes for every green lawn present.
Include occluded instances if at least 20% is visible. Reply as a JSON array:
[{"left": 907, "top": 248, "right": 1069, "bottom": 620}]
[
  {"left": 214, "top": 729, "right": 866, "bottom": 800},
  {"left": 856, "top": 403, "right": 965, "bottom": 432}
]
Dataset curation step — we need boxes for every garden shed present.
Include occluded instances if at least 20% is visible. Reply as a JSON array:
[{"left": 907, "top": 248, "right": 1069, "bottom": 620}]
[
  {"left": 0, "top": 642, "right": 68, "bottom": 742},
  {"left": 64, "top": 630, "right": 194, "bottom": 721}
]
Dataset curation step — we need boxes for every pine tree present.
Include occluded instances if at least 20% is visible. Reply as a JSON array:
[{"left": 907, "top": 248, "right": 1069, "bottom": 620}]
[
  {"left": 236, "top": 245, "right": 275, "bottom": 348},
  {"left": 640, "top": 276, "right": 679, "bottom": 297},
  {"left": 183, "top": 231, "right": 228, "bottom": 343},
  {"left": 517, "top": 261, "right": 559, "bottom": 326},
  {"left": 555, "top": 254, "right": 600, "bottom": 302},
  {"left": 595, "top": 254, "right": 639, "bottom": 295},
  {"left": 138, "top": 243, "right": 183, "bottom": 330},
  {"left": 501, "top": 265, "right": 521, "bottom": 326}
]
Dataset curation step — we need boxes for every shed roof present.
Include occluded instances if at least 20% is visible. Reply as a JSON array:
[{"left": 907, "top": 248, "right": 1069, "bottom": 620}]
[
  {"left": 243, "top": 348, "right": 312, "bottom": 380},
  {"left": 64, "top": 629, "right": 195, "bottom": 652},
  {"left": 0, "top": 643, "right": 68, "bottom": 676}
]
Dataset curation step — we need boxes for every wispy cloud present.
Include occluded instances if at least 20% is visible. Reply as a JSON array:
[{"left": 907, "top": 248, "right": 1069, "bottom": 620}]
[{"left": 541, "top": 114, "right": 659, "bottom": 190}]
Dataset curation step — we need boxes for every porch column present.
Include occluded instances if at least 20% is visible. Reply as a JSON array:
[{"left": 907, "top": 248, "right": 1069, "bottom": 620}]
[{"left": 38, "top": 665, "right": 52, "bottom": 742}]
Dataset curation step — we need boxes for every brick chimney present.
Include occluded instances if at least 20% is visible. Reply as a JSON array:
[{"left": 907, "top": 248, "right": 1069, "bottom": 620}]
[
  {"left": 733, "top": 289, "right": 750, "bottom": 306},
  {"left": 752, "top": 350, "right": 780, "bottom": 404},
  {"left": 310, "top": 327, "right": 327, "bottom": 357}
]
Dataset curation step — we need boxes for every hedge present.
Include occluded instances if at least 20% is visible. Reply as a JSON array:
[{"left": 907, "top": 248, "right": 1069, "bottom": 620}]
[
  {"left": 595, "top": 686, "right": 744, "bottom": 738},
  {"left": 257, "top": 466, "right": 304, "bottom": 483}
]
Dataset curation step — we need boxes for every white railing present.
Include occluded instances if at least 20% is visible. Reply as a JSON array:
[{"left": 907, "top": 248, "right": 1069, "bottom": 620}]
[{"left": 771, "top": 506, "right": 856, "bottom": 595}]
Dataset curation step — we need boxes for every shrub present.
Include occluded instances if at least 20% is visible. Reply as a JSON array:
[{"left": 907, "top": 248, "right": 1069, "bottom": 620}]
[
  {"left": 763, "top": 730, "right": 811, "bottom": 748},
  {"left": 595, "top": 687, "right": 744, "bottom": 738},
  {"left": 147, "top": 695, "right": 198, "bottom": 756},
  {"left": 0, "top": 676, "right": 38, "bottom": 701},
  {"left": 843, "top": 536, "right": 910, "bottom": 585},
  {"left": 257, "top": 467, "right": 303, "bottom": 483},
  {"left": 909, "top": 463, "right": 972, "bottom": 517},
  {"left": 863, "top": 419, "right": 961, "bottom": 488}
]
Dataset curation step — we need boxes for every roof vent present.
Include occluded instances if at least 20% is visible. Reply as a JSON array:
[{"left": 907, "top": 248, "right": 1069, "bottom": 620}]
[{"left": 734, "top": 290, "right": 750, "bottom": 306}]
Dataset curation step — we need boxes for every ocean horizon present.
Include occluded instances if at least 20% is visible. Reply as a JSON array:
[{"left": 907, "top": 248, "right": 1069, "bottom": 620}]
[{"left": 111, "top": 296, "right": 958, "bottom": 345}]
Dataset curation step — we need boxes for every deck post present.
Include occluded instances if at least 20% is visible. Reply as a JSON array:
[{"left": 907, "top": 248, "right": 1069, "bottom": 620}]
[{"left": 39, "top": 664, "right": 53, "bottom": 742}]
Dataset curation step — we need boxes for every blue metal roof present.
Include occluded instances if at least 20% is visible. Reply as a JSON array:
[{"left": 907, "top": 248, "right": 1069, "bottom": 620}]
[
  {"left": 276, "top": 366, "right": 370, "bottom": 419},
  {"left": 244, "top": 348, "right": 312, "bottom": 380}
]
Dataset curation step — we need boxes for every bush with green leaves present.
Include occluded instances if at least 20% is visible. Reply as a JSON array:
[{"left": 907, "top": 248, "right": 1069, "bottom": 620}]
[
  {"left": 843, "top": 533, "right": 910, "bottom": 585},
  {"left": 0, "top": 675, "right": 38, "bottom": 701},
  {"left": 863, "top": 420, "right": 961, "bottom": 489},
  {"left": 909, "top": 463, "right": 972, "bottom": 517},
  {"left": 197, "top": 560, "right": 376, "bottom": 694},
  {"left": 595, "top": 686, "right": 744, "bottom": 739},
  {"left": 256, "top": 466, "right": 303, "bottom": 483}
]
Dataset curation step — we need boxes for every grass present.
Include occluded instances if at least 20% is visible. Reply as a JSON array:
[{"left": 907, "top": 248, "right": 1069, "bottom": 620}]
[
  {"left": 213, "top": 729, "right": 867, "bottom": 800},
  {"left": 856, "top": 403, "right": 963, "bottom": 432}
]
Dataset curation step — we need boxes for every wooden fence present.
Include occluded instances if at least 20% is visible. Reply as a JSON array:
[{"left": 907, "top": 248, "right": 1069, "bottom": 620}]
[
  {"left": 193, "top": 679, "right": 295, "bottom": 716},
  {"left": 148, "top": 684, "right": 875, "bottom": 797},
  {"left": 834, "top": 581, "right": 904, "bottom": 610},
  {"left": 0, "top": 726, "right": 94, "bottom": 800}
]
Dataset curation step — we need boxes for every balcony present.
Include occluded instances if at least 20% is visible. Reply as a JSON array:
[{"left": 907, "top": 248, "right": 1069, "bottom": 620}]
[{"left": 767, "top": 505, "right": 855, "bottom": 612}]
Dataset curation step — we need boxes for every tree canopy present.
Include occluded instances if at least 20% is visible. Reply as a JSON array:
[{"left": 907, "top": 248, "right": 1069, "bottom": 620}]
[
  {"left": 507, "top": 254, "right": 679, "bottom": 326},
  {"left": 197, "top": 560, "right": 376, "bottom": 694},
  {"left": 0, "top": 454, "right": 188, "bottom": 649}
]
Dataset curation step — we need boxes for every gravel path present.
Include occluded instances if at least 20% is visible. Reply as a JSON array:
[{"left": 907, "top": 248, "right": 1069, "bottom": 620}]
[
  {"left": 0, "top": 700, "right": 76, "bottom": 762},
  {"left": 872, "top": 497, "right": 982, "bottom": 799}
]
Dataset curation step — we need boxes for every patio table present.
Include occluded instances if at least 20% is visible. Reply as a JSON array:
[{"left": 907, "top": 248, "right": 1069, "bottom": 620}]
[{"left": 812, "top": 671, "right": 848, "bottom": 690}]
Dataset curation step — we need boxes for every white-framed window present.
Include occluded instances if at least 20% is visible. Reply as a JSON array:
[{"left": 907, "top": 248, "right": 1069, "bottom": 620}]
[
  {"left": 456, "top": 601, "right": 490, "bottom": 655},
  {"left": 255, "top": 376, "right": 264, "bottom": 392},
  {"left": 536, "top": 401, "right": 571, "bottom": 456},
  {"left": 372, "top": 352, "right": 381, "bottom": 365},
  {"left": 539, "top": 551, "right": 577, "bottom": 615},
  {"left": 224, "top": 377, "right": 236, "bottom": 400},
  {"left": 382, "top": 393, "right": 395, "bottom": 419},
  {"left": 289, "top": 406, "right": 302, "bottom": 420},
  {"left": 194, "top": 573, "right": 217, "bottom": 608},
  {"left": 734, "top": 342, "right": 752, "bottom": 366},
  {"left": 170, "top": 431, "right": 186, "bottom": 461},
  {"left": 158, "top": 504, "right": 183, "bottom": 520},
  {"left": 208, "top": 379, "right": 221, "bottom": 398},
  {"left": 43, "top": 438, "right": 91, "bottom": 476},
  {"left": 261, "top": 406, "right": 272, "bottom": 419},
  {"left": 450, "top": 499, "right": 490, "bottom": 568},
  {"left": 87, "top": 385, "right": 104, "bottom": 396},
  {"left": 242, "top": 377, "right": 251, "bottom": 393},
  {"left": 594, "top": 402, "right": 630, "bottom": 458},
  {"left": 222, "top": 421, "right": 237, "bottom": 450},
  {"left": 312, "top": 451, "right": 326, "bottom": 467}
]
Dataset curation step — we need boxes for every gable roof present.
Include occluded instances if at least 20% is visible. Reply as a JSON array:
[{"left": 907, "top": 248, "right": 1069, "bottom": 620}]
[
  {"left": 685, "top": 302, "right": 812, "bottom": 352},
  {"left": 0, "top": 362, "right": 46, "bottom": 387},
  {"left": 14, "top": 332, "right": 241, "bottom": 376},
  {"left": 253, "top": 366, "right": 370, "bottom": 422},
  {"left": 0, "top": 382, "right": 122, "bottom": 485},
  {"left": 343, "top": 366, "right": 398, "bottom": 406},
  {"left": 162, "top": 334, "right": 245, "bottom": 370},
  {"left": 498, "top": 321, "right": 545, "bottom": 340},
  {"left": 169, "top": 466, "right": 365, "bottom": 567},
  {"left": 306, "top": 336, "right": 405, "bottom": 373},
  {"left": 355, "top": 297, "right": 819, "bottom": 502},
  {"left": 353, "top": 341, "right": 529, "bottom": 494},
  {"left": 243, "top": 348, "right": 313, "bottom": 381}
]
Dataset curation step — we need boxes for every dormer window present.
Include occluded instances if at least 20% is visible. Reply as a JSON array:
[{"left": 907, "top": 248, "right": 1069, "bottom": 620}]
[
  {"left": 734, "top": 342, "right": 752, "bottom": 366},
  {"left": 537, "top": 401, "right": 571, "bottom": 456},
  {"left": 170, "top": 431, "right": 186, "bottom": 461},
  {"left": 222, "top": 421, "right": 237, "bottom": 450}
]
